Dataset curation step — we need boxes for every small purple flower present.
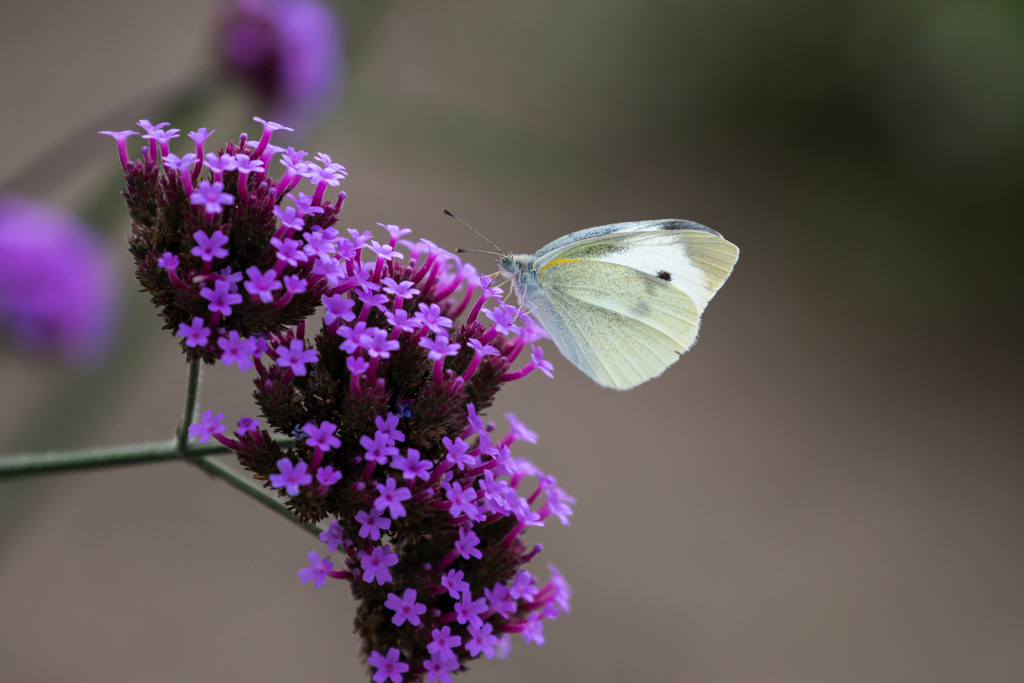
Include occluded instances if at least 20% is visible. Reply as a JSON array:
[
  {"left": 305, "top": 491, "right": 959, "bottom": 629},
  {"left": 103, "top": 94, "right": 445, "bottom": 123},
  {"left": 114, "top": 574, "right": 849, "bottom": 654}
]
[
  {"left": 354, "top": 507, "right": 391, "bottom": 541},
  {"left": 361, "top": 432, "right": 399, "bottom": 466},
  {"left": 380, "top": 222, "right": 413, "bottom": 243},
  {"left": 367, "top": 648, "right": 409, "bottom": 683},
  {"left": 336, "top": 321, "right": 370, "bottom": 354},
  {"left": 368, "top": 240, "right": 401, "bottom": 262},
  {"left": 234, "top": 153, "right": 265, "bottom": 175},
  {"left": 356, "top": 289, "right": 390, "bottom": 314},
  {"left": 190, "top": 180, "right": 235, "bottom": 214},
  {"left": 414, "top": 302, "right": 453, "bottom": 334},
  {"left": 297, "top": 550, "right": 332, "bottom": 588},
  {"left": 303, "top": 420, "right": 341, "bottom": 451},
  {"left": 531, "top": 345, "right": 554, "bottom": 378},
  {"left": 384, "top": 308, "right": 417, "bottom": 334},
  {"left": 316, "top": 465, "right": 342, "bottom": 486},
  {"left": 200, "top": 279, "right": 243, "bottom": 317},
  {"left": 236, "top": 416, "right": 260, "bottom": 435},
  {"left": 384, "top": 588, "right": 427, "bottom": 627},
  {"left": 269, "top": 457, "right": 313, "bottom": 496},
  {"left": 322, "top": 293, "right": 356, "bottom": 325},
  {"left": 419, "top": 334, "right": 460, "bottom": 362},
  {"left": 290, "top": 190, "right": 323, "bottom": 215},
  {"left": 312, "top": 255, "right": 346, "bottom": 287},
  {"left": 187, "top": 409, "right": 227, "bottom": 443},
  {"left": 453, "top": 591, "right": 488, "bottom": 627},
  {"left": 442, "top": 436, "right": 474, "bottom": 470},
  {"left": 374, "top": 412, "right": 404, "bottom": 444},
  {"left": 360, "top": 545, "right": 399, "bottom": 585},
  {"left": 440, "top": 569, "right": 469, "bottom": 600},
  {"left": 302, "top": 229, "right": 334, "bottom": 260},
  {"left": 157, "top": 252, "right": 179, "bottom": 270},
  {"left": 188, "top": 127, "right": 213, "bottom": 147},
  {"left": 205, "top": 152, "right": 238, "bottom": 177},
  {"left": 142, "top": 127, "right": 181, "bottom": 157},
  {"left": 271, "top": 236, "right": 308, "bottom": 267},
  {"left": 466, "top": 338, "right": 499, "bottom": 356},
  {"left": 484, "top": 582, "right": 517, "bottom": 619},
  {"left": 274, "top": 204, "right": 306, "bottom": 230},
  {"left": 275, "top": 339, "right": 318, "bottom": 376},
  {"left": 485, "top": 303, "right": 523, "bottom": 337},
  {"left": 308, "top": 162, "right": 344, "bottom": 187},
  {"left": 454, "top": 525, "right": 482, "bottom": 561},
  {"left": 217, "top": 330, "right": 258, "bottom": 371},
  {"left": 509, "top": 570, "right": 538, "bottom": 601},
  {"left": 465, "top": 622, "right": 499, "bottom": 658},
  {"left": 505, "top": 412, "right": 538, "bottom": 444},
  {"left": 427, "top": 626, "right": 462, "bottom": 659},
  {"left": 282, "top": 275, "right": 307, "bottom": 294},
  {"left": 521, "top": 611, "right": 545, "bottom": 646},
  {"left": 374, "top": 477, "right": 412, "bottom": 519},
  {"left": 315, "top": 152, "right": 346, "bottom": 177},
  {"left": 163, "top": 152, "right": 199, "bottom": 176},
  {"left": 423, "top": 653, "right": 460, "bottom": 683},
  {"left": 381, "top": 277, "right": 419, "bottom": 303},
  {"left": 99, "top": 129, "right": 138, "bottom": 169},
  {"left": 177, "top": 317, "right": 211, "bottom": 348},
  {"left": 363, "top": 328, "right": 400, "bottom": 359},
  {"left": 346, "top": 355, "right": 369, "bottom": 376},
  {"left": 548, "top": 563, "right": 572, "bottom": 613},
  {"left": 444, "top": 481, "right": 479, "bottom": 520},
  {"left": 392, "top": 448, "right": 432, "bottom": 481},
  {"left": 319, "top": 520, "right": 345, "bottom": 552},
  {"left": 243, "top": 266, "right": 282, "bottom": 303}
]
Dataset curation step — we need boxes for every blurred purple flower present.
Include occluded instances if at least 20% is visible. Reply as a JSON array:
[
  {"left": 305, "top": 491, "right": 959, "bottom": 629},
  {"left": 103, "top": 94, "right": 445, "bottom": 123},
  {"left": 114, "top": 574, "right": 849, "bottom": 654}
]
[
  {"left": 218, "top": 0, "right": 345, "bottom": 127},
  {"left": 0, "top": 195, "right": 118, "bottom": 364}
]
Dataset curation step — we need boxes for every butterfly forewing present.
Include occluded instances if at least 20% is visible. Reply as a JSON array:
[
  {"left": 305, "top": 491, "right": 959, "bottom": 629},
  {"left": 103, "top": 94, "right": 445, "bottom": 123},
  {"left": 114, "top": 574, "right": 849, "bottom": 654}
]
[{"left": 534, "top": 224, "right": 739, "bottom": 313}]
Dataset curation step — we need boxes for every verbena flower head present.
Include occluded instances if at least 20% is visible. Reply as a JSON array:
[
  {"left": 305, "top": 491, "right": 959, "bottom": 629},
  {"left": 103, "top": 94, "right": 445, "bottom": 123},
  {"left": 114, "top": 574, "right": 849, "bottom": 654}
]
[
  {"left": 109, "top": 117, "right": 344, "bottom": 367},
  {"left": 217, "top": 0, "right": 345, "bottom": 127},
  {"left": 115, "top": 118, "right": 575, "bottom": 681},
  {"left": 0, "top": 195, "right": 118, "bottom": 364}
]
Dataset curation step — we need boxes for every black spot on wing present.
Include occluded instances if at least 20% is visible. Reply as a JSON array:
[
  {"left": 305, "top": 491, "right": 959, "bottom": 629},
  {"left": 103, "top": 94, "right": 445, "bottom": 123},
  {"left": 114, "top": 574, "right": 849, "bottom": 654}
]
[{"left": 656, "top": 270, "right": 672, "bottom": 281}]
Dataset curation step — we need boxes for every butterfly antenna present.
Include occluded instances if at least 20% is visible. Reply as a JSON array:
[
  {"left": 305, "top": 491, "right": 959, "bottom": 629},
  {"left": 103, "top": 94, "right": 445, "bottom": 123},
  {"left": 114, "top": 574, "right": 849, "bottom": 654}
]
[{"left": 443, "top": 209, "right": 505, "bottom": 255}]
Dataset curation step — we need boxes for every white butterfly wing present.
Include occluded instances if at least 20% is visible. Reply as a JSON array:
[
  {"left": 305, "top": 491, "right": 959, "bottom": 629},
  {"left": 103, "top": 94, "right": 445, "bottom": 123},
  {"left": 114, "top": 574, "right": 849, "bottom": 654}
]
[
  {"left": 517, "top": 221, "right": 739, "bottom": 389},
  {"left": 534, "top": 221, "right": 739, "bottom": 315},
  {"left": 529, "top": 258, "right": 700, "bottom": 388}
]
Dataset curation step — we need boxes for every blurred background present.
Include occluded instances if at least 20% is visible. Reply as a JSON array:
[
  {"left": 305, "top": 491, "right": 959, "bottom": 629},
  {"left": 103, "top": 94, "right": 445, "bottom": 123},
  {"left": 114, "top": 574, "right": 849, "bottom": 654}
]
[{"left": 1, "top": 0, "right": 1023, "bottom": 681}]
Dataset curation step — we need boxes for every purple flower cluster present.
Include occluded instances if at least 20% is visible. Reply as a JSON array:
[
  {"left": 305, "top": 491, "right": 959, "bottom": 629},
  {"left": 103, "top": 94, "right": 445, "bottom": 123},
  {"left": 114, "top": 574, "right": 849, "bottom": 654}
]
[
  {"left": 107, "top": 117, "right": 342, "bottom": 365},
  {"left": 217, "top": 0, "right": 344, "bottom": 127},
  {"left": 0, "top": 195, "right": 118, "bottom": 363},
  {"left": 110, "top": 120, "right": 572, "bottom": 681}
]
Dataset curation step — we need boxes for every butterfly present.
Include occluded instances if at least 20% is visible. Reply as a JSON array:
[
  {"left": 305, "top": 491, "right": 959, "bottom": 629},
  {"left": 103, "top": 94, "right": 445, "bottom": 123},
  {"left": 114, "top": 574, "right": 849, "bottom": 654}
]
[{"left": 497, "top": 219, "right": 739, "bottom": 390}]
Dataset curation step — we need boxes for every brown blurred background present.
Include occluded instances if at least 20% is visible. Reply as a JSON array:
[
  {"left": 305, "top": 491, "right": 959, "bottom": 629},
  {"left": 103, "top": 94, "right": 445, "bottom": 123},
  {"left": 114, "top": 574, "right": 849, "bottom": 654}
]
[{"left": 1, "top": 1, "right": 1023, "bottom": 681}]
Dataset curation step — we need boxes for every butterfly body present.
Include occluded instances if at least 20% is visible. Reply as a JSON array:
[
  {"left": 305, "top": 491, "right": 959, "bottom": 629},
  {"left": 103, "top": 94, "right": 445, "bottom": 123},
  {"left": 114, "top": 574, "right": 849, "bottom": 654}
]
[{"left": 498, "top": 219, "right": 739, "bottom": 390}]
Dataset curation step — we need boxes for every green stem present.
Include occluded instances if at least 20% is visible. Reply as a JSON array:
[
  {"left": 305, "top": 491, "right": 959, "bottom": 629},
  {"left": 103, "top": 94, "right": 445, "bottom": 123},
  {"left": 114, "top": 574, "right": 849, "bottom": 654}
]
[
  {"left": 0, "top": 440, "right": 231, "bottom": 477},
  {"left": 177, "top": 359, "right": 202, "bottom": 452},
  {"left": 0, "top": 436, "right": 295, "bottom": 478}
]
